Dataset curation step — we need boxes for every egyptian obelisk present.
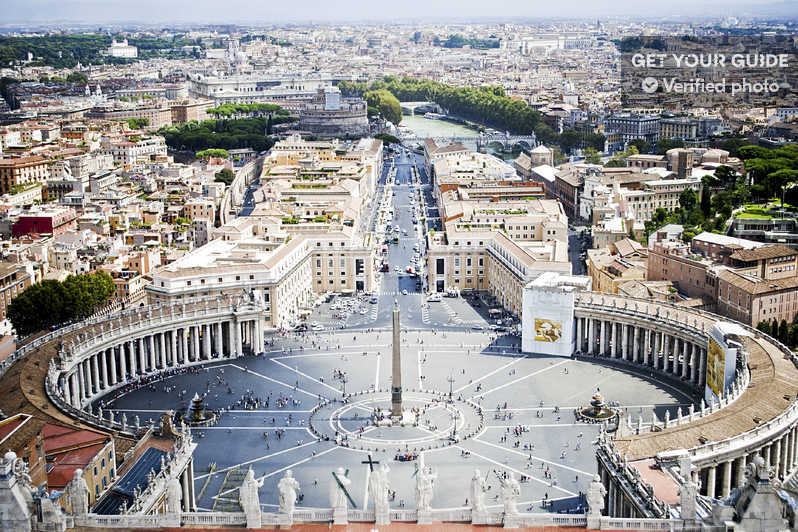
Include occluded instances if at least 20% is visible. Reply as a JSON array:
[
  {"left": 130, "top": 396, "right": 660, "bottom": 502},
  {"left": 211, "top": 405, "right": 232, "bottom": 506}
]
[{"left": 391, "top": 299, "right": 403, "bottom": 417}]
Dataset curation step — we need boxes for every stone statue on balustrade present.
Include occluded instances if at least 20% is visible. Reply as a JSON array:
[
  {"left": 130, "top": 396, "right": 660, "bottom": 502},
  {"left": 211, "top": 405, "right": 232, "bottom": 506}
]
[
  {"left": 502, "top": 471, "right": 521, "bottom": 517},
  {"left": 470, "top": 469, "right": 488, "bottom": 522},
  {"left": 369, "top": 462, "right": 391, "bottom": 525},
  {"left": 165, "top": 476, "right": 182, "bottom": 515},
  {"left": 65, "top": 469, "right": 90, "bottom": 516},
  {"left": 586, "top": 475, "right": 606, "bottom": 529},
  {"left": 277, "top": 469, "right": 299, "bottom": 515},
  {"left": 415, "top": 454, "right": 437, "bottom": 524},
  {"left": 329, "top": 467, "right": 352, "bottom": 525},
  {"left": 240, "top": 468, "right": 264, "bottom": 528}
]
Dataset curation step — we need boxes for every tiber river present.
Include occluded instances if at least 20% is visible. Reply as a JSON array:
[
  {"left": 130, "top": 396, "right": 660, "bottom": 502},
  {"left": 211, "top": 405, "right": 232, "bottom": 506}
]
[{"left": 400, "top": 114, "right": 519, "bottom": 161}]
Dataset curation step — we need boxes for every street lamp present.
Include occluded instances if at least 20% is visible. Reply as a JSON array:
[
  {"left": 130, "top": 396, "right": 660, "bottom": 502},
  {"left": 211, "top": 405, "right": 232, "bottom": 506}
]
[{"left": 447, "top": 374, "right": 455, "bottom": 402}]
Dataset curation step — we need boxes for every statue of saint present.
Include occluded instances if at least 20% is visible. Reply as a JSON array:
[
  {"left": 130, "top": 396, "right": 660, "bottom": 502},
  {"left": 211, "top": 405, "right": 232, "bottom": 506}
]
[
  {"left": 471, "top": 469, "right": 487, "bottom": 514},
  {"left": 329, "top": 467, "right": 352, "bottom": 512},
  {"left": 369, "top": 462, "right": 391, "bottom": 515},
  {"left": 415, "top": 455, "right": 436, "bottom": 512},
  {"left": 586, "top": 475, "right": 606, "bottom": 517},
  {"left": 239, "top": 468, "right": 264, "bottom": 525},
  {"left": 165, "top": 476, "right": 182, "bottom": 515},
  {"left": 277, "top": 469, "right": 299, "bottom": 514},
  {"left": 501, "top": 472, "right": 521, "bottom": 516},
  {"left": 65, "top": 469, "right": 90, "bottom": 516}
]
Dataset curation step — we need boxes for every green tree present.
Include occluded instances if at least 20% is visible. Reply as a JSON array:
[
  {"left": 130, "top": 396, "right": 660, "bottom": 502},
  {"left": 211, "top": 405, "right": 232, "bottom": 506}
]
[
  {"left": 559, "top": 130, "right": 581, "bottom": 154},
  {"left": 679, "top": 188, "right": 698, "bottom": 211},
  {"left": 700, "top": 178, "right": 712, "bottom": 216},
  {"left": 583, "top": 147, "right": 601, "bottom": 165},
  {"left": 7, "top": 271, "right": 114, "bottom": 336},
  {"left": 215, "top": 168, "right": 235, "bottom": 186},
  {"left": 714, "top": 165, "right": 737, "bottom": 186},
  {"left": 656, "top": 138, "right": 685, "bottom": 154},
  {"left": 66, "top": 71, "right": 88, "bottom": 84},
  {"left": 126, "top": 117, "right": 149, "bottom": 129},
  {"left": 628, "top": 138, "right": 652, "bottom": 154},
  {"left": 196, "top": 148, "right": 230, "bottom": 160},
  {"left": 365, "top": 89, "right": 402, "bottom": 125}
]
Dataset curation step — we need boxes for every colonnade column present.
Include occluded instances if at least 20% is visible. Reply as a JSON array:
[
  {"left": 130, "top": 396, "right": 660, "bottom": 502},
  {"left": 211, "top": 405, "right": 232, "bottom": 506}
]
[
  {"left": 171, "top": 330, "right": 179, "bottom": 366},
  {"left": 69, "top": 372, "right": 79, "bottom": 408},
  {"left": 698, "top": 347, "right": 707, "bottom": 389},
  {"left": 148, "top": 335, "right": 155, "bottom": 371},
  {"left": 215, "top": 322, "right": 224, "bottom": 357},
  {"left": 192, "top": 326, "right": 200, "bottom": 361},
  {"left": 721, "top": 460, "right": 733, "bottom": 499},
  {"left": 587, "top": 318, "right": 594, "bottom": 355},
  {"left": 779, "top": 435, "right": 788, "bottom": 479},
  {"left": 91, "top": 355, "right": 100, "bottom": 394},
  {"left": 158, "top": 333, "right": 165, "bottom": 368},
  {"left": 706, "top": 465, "right": 717, "bottom": 498},
  {"left": 109, "top": 347, "right": 118, "bottom": 385},
  {"left": 233, "top": 320, "right": 242, "bottom": 357},
  {"left": 734, "top": 456, "right": 746, "bottom": 489},
  {"left": 203, "top": 324, "right": 211, "bottom": 359},
  {"left": 575, "top": 317, "right": 582, "bottom": 353},
  {"left": 128, "top": 340, "right": 137, "bottom": 377},
  {"left": 100, "top": 350, "right": 108, "bottom": 390},
  {"left": 137, "top": 338, "right": 145, "bottom": 374},
  {"left": 255, "top": 319, "right": 263, "bottom": 353},
  {"left": 622, "top": 324, "right": 629, "bottom": 360}
]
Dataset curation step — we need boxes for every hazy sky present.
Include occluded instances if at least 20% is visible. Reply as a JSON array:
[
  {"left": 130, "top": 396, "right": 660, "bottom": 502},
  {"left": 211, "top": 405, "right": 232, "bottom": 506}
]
[{"left": 2, "top": 0, "right": 796, "bottom": 24}]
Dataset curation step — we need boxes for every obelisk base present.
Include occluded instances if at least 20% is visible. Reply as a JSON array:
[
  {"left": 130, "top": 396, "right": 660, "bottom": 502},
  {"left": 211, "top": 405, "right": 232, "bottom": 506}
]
[{"left": 391, "top": 387, "right": 403, "bottom": 417}]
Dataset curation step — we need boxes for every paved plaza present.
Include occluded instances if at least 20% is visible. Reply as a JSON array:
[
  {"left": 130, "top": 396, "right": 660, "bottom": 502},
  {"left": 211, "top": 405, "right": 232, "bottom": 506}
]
[
  {"left": 95, "top": 150, "right": 697, "bottom": 516},
  {"left": 103, "top": 327, "right": 695, "bottom": 514}
]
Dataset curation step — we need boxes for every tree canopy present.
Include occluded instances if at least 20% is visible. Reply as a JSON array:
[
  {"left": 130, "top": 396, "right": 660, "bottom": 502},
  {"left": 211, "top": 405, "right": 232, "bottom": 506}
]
[
  {"left": 364, "top": 89, "right": 402, "bottom": 125},
  {"left": 159, "top": 117, "right": 284, "bottom": 154},
  {"left": 214, "top": 168, "right": 235, "bottom": 186},
  {"left": 7, "top": 271, "right": 116, "bottom": 336},
  {"left": 338, "top": 77, "right": 552, "bottom": 141},
  {"left": 196, "top": 148, "right": 230, "bottom": 160}
]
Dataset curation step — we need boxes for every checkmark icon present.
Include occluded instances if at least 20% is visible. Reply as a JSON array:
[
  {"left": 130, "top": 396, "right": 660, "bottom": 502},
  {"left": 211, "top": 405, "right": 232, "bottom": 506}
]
[{"left": 641, "top": 77, "right": 658, "bottom": 93}]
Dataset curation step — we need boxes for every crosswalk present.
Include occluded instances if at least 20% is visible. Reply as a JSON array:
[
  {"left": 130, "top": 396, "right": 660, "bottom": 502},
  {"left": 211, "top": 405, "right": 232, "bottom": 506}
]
[
  {"left": 441, "top": 300, "right": 463, "bottom": 324},
  {"left": 421, "top": 305, "right": 430, "bottom": 324}
]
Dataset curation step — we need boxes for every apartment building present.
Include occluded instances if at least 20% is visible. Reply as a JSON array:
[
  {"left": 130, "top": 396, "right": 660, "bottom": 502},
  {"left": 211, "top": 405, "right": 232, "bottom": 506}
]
[
  {"left": 147, "top": 224, "right": 375, "bottom": 329},
  {"left": 426, "top": 230, "right": 570, "bottom": 316},
  {"left": 647, "top": 229, "right": 798, "bottom": 325},
  {"left": 0, "top": 261, "right": 32, "bottom": 324},
  {"left": 424, "top": 139, "right": 470, "bottom": 178},
  {"left": 604, "top": 113, "right": 660, "bottom": 144},
  {"left": 44, "top": 425, "right": 116, "bottom": 508},
  {"left": 660, "top": 117, "right": 698, "bottom": 140},
  {"left": 586, "top": 241, "right": 647, "bottom": 294},
  {"left": 0, "top": 156, "right": 50, "bottom": 195},
  {"left": 99, "top": 136, "right": 167, "bottom": 168},
  {"left": 86, "top": 105, "right": 172, "bottom": 129}
]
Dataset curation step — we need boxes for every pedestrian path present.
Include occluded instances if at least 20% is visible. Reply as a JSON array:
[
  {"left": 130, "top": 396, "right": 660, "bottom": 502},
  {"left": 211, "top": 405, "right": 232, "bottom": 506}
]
[
  {"left": 421, "top": 305, "right": 431, "bottom": 324},
  {"left": 441, "top": 300, "right": 462, "bottom": 324}
]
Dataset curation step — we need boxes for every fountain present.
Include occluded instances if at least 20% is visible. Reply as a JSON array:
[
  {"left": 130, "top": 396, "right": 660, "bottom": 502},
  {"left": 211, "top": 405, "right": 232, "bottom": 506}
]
[
  {"left": 576, "top": 390, "right": 618, "bottom": 423},
  {"left": 182, "top": 393, "right": 217, "bottom": 426}
]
